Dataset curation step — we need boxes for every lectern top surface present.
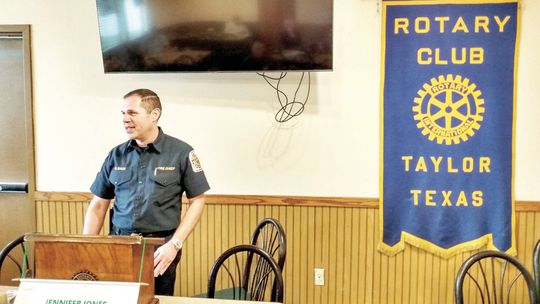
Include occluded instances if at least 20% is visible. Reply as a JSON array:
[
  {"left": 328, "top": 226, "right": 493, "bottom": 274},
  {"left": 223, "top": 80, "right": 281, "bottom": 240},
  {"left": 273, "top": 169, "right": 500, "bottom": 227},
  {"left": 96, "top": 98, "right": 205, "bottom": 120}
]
[{"left": 24, "top": 233, "right": 164, "bottom": 245}]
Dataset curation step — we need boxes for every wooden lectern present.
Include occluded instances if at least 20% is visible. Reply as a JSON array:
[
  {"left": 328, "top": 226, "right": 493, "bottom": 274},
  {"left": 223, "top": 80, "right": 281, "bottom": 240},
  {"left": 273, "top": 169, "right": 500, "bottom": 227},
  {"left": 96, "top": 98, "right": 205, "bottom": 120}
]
[{"left": 26, "top": 234, "right": 163, "bottom": 304}]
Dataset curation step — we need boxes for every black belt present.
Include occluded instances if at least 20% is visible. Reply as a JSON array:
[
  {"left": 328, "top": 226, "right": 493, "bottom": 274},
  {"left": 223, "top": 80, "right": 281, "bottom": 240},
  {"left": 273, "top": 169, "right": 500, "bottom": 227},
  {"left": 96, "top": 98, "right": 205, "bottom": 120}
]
[
  {"left": 112, "top": 226, "right": 175, "bottom": 238},
  {"left": 141, "top": 230, "right": 176, "bottom": 238}
]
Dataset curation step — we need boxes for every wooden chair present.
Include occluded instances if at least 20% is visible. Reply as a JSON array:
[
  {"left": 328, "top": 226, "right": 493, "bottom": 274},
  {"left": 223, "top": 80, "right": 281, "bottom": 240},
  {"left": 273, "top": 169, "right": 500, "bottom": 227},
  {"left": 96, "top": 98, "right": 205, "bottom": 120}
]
[
  {"left": 0, "top": 234, "right": 32, "bottom": 281},
  {"left": 208, "top": 244, "right": 284, "bottom": 302},
  {"left": 250, "top": 218, "right": 286, "bottom": 272},
  {"left": 455, "top": 250, "right": 537, "bottom": 304},
  {"left": 250, "top": 218, "right": 286, "bottom": 301},
  {"left": 533, "top": 239, "right": 540, "bottom": 298}
]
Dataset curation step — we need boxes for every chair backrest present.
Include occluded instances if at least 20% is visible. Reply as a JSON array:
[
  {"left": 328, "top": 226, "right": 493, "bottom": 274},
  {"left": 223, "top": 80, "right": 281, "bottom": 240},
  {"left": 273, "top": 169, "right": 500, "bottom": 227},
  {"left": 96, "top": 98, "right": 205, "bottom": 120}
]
[
  {"left": 208, "top": 244, "right": 284, "bottom": 302},
  {"left": 249, "top": 218, "right": 286, "bottom": 302},
  {"left": 533, "top": 240, "right": 540, "bottom": 297},
  {"left": 455, "top": 250, "right": 537, "bottom": 304},
  {"left": 250, "top": 218, "right": 286, "bottom": 271},
  {"left": 0, "top": 234, "right": 31, "bottom": 281}
]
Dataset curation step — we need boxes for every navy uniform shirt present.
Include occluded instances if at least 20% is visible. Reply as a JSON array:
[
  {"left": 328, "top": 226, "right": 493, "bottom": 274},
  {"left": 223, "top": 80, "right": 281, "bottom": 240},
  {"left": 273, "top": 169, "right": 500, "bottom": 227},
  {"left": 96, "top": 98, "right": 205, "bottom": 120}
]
[{"left": 90, "top": 128, "right": 210, "bottom": 233}]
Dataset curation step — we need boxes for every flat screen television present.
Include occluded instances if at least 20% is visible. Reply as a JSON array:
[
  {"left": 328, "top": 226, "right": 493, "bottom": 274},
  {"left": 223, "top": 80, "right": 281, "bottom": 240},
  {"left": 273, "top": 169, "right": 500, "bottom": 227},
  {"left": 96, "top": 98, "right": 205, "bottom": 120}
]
[{"left": 96, "top": 0, "right": 333, "bottom": 72}]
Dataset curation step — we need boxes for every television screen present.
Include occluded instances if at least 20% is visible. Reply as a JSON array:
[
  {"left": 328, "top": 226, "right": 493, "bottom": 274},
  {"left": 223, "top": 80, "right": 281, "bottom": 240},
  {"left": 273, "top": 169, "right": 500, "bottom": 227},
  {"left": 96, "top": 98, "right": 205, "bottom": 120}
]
[{"left": 96, "top": 0, "right": 333, "bottom": 72}]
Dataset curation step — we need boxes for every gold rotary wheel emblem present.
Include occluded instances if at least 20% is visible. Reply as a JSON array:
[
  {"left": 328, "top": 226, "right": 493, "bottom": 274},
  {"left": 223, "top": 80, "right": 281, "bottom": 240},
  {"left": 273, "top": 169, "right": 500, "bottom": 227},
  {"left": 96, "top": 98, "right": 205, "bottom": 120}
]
[
  {"left": 71, "top": 269, "right": 98, "bottom": 281},
  {"left": 413, "top": 74, "right": 485, "bottom": 145}
]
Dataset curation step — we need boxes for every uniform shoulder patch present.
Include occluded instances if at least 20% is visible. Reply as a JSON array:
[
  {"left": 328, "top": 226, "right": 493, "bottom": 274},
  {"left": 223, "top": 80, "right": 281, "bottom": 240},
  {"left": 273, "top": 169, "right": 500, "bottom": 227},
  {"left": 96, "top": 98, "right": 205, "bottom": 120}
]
[{"left": 189, "top": 150, "right": 203, "bottom": 173}]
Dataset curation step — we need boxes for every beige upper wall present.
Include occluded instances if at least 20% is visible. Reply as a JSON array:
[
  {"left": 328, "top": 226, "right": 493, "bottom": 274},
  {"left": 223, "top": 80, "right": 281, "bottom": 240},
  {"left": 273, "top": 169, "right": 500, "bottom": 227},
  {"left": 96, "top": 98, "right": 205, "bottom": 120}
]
[{"left": 0, "top": 0, "right": 538, "bottom": 200}]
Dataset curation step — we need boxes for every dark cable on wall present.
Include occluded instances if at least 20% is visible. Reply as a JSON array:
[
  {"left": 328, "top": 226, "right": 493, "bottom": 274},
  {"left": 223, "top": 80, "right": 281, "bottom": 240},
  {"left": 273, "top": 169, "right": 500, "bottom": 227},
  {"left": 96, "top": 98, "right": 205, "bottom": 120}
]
[{"left": 257, "top": 72, "right": 311, "bottom": 123}]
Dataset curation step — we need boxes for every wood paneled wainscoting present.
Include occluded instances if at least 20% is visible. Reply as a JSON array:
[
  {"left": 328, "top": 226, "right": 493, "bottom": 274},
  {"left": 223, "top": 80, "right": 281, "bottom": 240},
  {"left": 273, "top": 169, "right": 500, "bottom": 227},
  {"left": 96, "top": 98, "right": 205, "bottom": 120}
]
[{"left": 34, "top": 192, "right": 540, "bottom": 304}]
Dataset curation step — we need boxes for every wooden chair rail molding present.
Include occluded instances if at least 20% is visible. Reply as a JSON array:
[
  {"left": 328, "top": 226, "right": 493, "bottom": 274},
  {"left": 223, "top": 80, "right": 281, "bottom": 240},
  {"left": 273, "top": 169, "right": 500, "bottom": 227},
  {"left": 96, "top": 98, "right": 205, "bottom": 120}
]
[{"left": 34, "top": 191, "right": 540, "bottom": 210}]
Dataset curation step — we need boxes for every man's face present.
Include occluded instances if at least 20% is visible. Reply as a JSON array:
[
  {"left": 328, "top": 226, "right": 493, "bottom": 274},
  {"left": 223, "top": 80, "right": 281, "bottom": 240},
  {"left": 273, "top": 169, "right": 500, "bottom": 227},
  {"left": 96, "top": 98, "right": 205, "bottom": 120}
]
[{"left": 121, "top": 95, "right": 158, "bottom": 142}]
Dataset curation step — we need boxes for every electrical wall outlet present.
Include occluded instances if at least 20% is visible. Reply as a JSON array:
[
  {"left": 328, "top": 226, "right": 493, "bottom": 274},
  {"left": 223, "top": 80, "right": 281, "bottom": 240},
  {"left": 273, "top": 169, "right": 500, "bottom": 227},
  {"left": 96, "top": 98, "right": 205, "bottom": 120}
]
[{"left": 314, "top": 268, "right": 325, "bottom": 286}]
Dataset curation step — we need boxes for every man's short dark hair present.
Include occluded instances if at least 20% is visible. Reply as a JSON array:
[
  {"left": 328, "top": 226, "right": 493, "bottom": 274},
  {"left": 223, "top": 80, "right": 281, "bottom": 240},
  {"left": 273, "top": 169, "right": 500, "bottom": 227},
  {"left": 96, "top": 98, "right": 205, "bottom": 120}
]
[{"left": 124, "top": 89, "right": 162, "bottom": 118}]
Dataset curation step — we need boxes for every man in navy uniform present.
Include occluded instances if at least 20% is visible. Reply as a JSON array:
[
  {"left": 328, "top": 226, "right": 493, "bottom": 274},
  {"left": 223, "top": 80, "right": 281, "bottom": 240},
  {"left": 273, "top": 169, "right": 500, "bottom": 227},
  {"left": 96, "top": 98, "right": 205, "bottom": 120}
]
[{"left": 83, "top": 88, "right": 210, "bottom": 295}]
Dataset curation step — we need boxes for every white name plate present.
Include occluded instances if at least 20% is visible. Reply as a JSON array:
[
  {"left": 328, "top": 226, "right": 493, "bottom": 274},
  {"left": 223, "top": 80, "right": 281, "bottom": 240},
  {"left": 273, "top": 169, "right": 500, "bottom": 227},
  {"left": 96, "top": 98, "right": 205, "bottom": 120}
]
[{"left": 14, "top": 279, "right": 141, "bottom": 304}]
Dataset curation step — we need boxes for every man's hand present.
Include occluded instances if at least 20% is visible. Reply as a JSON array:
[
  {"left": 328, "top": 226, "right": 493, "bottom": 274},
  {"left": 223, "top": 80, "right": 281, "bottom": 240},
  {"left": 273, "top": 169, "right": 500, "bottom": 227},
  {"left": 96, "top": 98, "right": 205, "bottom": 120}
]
[
  {"left": 152, "top": 194, "right": 205, "bottom": 277},
  {"left": 153, "top": 242, "right": 178, "bottom": 277}
]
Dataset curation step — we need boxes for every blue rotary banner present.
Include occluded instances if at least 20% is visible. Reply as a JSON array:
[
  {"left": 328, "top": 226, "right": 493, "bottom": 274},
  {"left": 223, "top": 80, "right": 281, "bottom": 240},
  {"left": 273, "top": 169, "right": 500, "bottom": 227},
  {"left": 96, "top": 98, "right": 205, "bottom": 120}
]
[{"left": 379, "top": 0, "right": 519, "bottom": 257}]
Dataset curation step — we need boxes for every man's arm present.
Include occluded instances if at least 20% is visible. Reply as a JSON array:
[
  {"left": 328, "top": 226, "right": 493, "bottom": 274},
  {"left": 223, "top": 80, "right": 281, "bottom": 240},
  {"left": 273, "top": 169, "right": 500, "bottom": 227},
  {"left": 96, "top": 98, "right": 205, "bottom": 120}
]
[
  {"left": 83, "top": 195, "right": 112, "bottom": 235},
  {"left": 153, "top": 194, "right": 206, "bottom": 277}
]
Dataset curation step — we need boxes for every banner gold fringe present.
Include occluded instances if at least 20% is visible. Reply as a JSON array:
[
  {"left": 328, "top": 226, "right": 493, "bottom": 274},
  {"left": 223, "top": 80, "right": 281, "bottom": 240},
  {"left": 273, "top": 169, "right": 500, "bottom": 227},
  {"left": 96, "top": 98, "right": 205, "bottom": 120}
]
[{"left": 378, "top": 232, "right": 517, "bottom": 259}]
